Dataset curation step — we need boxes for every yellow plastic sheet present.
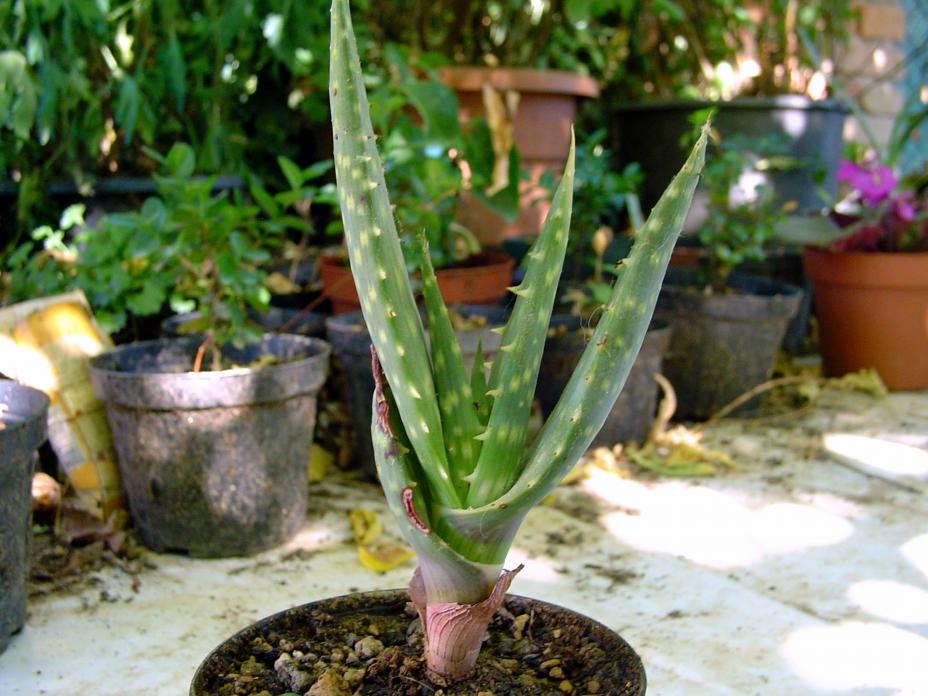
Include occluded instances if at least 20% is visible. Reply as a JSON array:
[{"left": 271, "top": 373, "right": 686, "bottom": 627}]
[{"left": 0, "top": 291, "right": 123, "bottom": 519}]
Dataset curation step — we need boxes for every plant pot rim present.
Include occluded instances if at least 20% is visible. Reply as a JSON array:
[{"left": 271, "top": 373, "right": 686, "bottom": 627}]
[
  {"left": 437, "top": 65, "right": 599, "bottom": 98},
  {"left": 615, "top": 96, "right": 850, "bottom": 114},
  {"left": 190, "top": 589, "right": 646, "bottom": 696},
  {"left": 803, "top": 247, "right": 928, "bottom": 288},
  {"left": 320, "top": 249, "right": 514, "bottom": 272},
  {"left": 0, "top": 381, "right": 49, "bottom": 444},
  {"left": 88, "top": 334, "right": 331, "bottom": 409}
]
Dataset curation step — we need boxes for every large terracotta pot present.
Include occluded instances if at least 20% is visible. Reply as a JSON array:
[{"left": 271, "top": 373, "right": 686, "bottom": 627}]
[
  {"left": 319, "top": 251, "right": 514, "bottom": 314},
  {"left": 803, "top": 248, "right": 928, "bottom": 390},
  {"left": 438, "top": 66, "right": 599, "bottom": 243}
]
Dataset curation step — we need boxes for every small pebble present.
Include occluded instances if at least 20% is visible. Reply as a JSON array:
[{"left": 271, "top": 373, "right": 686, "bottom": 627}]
[
  {"left": 307, "top": 669, "right": 351, "bottom": 696},
  {"left": 550, "top": 666, "right": 565, "bottom": 679},
  {"left": 558, "top": 679, "right": 574, "bottom": 693},
  {"left": 354, "top": 636, "right": 384, "bottom": 659}
]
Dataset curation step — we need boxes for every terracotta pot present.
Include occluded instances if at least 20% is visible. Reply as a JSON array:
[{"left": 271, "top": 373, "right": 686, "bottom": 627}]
[
  {"left": 319, "top": 252, "right": 515, "bottom": 314},
  {"left": 190, "top": 590, "right": 646, "bottom": 695},
  {"left": 438, "top": 66, "right": 599, "bottom": 243},
  {"left": 803, "top": 248, "right": 928, "bottom": 390}
]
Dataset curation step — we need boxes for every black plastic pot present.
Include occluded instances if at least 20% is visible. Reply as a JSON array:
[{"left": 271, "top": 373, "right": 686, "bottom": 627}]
[
  {"left": 190, "top": 590, "right": 646, "bottom": 695},
  {"left": 537, "top": 318, "right": 672, "bottom": 446},
  {"left": 88, "top": 335, "right": 330, "bottom": 557},
  {"left": 612, "top": 97, "right": 849, "bottom": 216},
  {"left": 656, "top": 271, "right": 802, "bottom": 419},
  {"left": 161, "top": 307, "right": 327, "bottom": 340},
  {"left": 1, "top": 382, "right": 49, "bottom": 655},
  {"left": 325, "top": 306, "right": 507, "bottom": 477}
]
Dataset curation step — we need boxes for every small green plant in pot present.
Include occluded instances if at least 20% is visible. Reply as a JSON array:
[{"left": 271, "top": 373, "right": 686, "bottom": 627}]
[
  {"left": 87, "top": 146, "right": 331, "bottom": 558},
  {"left": 656, "top": 133, "right": 803, "bottom": 419}
]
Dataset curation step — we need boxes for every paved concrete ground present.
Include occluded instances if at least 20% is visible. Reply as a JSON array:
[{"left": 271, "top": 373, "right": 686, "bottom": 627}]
[{"left": 1, "top": 387, "right": 926, "bottom": 695}]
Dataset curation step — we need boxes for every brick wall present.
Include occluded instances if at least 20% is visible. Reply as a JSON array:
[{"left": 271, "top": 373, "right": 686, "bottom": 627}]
[{"left": 834, "top": 0, "right": 908, "bottom": 152}]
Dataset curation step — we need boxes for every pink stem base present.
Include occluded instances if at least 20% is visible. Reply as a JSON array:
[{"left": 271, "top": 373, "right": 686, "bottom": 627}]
[{"left": 409, "top": 565, "right": 523, "bottom": 683}]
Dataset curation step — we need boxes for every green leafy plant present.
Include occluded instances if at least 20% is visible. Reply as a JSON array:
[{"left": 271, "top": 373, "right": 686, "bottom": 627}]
[
  {"left": 697, "top": 133, "right": 799, "bottom": 291},
  {"left": 6, "top": 143, "right": 275, "bottom": 368},
  {"left": 330, "top": 0, "right": 708, "bottom": 682},
  {"left": 0, "top": 0, "right": 337, "bottom": 237}
]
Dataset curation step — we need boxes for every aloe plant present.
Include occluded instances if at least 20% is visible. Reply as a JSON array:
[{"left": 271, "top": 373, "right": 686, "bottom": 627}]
[{"left": 330, "top": 0, "right": 708, "bottom": 682}]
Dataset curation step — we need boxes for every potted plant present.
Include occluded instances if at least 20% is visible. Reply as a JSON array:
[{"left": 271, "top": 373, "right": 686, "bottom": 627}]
[
  {"left": 318, "top": 58, "right": 519, "bottom": 313},
  {"left": 656, "top": 132, "right": 802, "bottom": 419},
  {"left": 603, "top": 0, "right": 852, "bottom": 216},
  {"left": 191, "top": 1, "right": 708, "bottom": 691},
  {"left": 85, "top": 144, "right": 331, "bottom": 558},
  {"left": 361, "top": 1, "right": 601, "bottom": 241},
  {"left": 779, "top": 158, "right": 928, "bottom": 389},
  {"left": 0, "top": 380, "right": 49, "bottom": 655}
]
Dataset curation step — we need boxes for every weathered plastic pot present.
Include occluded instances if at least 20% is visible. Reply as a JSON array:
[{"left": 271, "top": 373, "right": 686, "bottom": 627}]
[
  {"left": 88, "top": 335, "right": 330, "bottom": 557},
  {"left": 325, "top": 306, "right": 506, "bottom": 477},
  {"left": 1, "top": 382, "right": 49, "bottom": 655},
  {"left": 536, "top": 318, "right": 672, "bottom": 446},
  {"left": 656, "top": 272, "right": 802, "bottom": 419},
  {"left": 190, "top": 590, "right": 646, "bottom": 695},
  {"left": 161, "top": 307, "right": 327, "bottom": 340},
  {"left": 612, "top": 97, "right": 849, "bottom": 216}
]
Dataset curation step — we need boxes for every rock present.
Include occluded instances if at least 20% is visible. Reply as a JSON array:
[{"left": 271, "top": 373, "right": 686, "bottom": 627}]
[
  {"left": 342, "top": 667, "right": 366, "bottom": 686},
  {"left": 274, "top": 652, "right": 314, "bottom": 693},
  {"left": 354, "top": 636, "right": 384, "bottom": 659},
  {"left": 307, "top": 669, "right": 351, "bottom": 696}
]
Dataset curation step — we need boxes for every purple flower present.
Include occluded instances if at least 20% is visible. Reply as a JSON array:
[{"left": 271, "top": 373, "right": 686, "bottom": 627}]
[{"left": 836, "top": 160, "right": 898, "bottom": 206}]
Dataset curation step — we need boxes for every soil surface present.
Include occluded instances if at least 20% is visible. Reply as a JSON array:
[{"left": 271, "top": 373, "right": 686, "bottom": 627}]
[{"left": 193, "top": 592, "right": 643, "bottom": 696}]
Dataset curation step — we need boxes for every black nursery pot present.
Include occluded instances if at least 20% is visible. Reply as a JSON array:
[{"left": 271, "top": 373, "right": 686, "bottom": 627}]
[
  {"left": 190, "top": 590, "right": 647, "bottom": 695},
  {"left": 0, "top": 382, "right": 49, "bottom": 655},
  {"left": 656, "top": 271, "right": 802, "bottom": 420},
  {"left": 537, "top": 317, "right": 672, "bottom": 446},
  {"left": 325, "top": 306, "right": 506, "bottom": 477},
  {"left": 88, "top": 335, "right": 330, "bottom": 557}
]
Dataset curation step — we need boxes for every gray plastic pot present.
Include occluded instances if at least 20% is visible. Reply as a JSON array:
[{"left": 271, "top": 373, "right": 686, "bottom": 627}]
[
  {"left": 190, "top": 589, "right": 646, "bottom": 695},
  {"left": 325, "top": 306, "right": 506, "bottom": 477},
  {"left": 656, "top": 271, "right": 802, "bottom": 420},
  {"left": 88, "top": 335, "right": 330, "bottom": 557},
  {"left": 1, "top": 381, "right": 49, "bottom": 655},
  {"left": 536, "top": 318, "right": 672, "bottom": 446}
]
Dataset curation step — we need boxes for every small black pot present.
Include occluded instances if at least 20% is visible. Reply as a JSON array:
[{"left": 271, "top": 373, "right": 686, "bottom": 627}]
[
  {"left": 325, "top": 306, "right": 507, "bottom": 477},
  {"left": 88, "top": 335, "right": 330, "bottom": 557},
  {"left": 190, "top": 590, "right": 646, "bottom": 695},
  {"left": 0, "top": 381, "right": 49, "bottom": 654},
  {"left": 537, "top": 317, "right": 672, "bottom": 446},
  {"left": 656, "top": 271, "right": 802, "bottom": 419}
]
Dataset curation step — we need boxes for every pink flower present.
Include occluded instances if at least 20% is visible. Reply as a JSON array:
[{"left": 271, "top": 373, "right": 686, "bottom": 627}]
[{"left": 836, "top": 160, "right": 897, "bottom": 207}]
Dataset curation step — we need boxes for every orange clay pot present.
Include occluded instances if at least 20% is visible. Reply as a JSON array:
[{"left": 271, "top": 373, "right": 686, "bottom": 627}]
[
  {"left": 803, "top": 248, "right": 928, "bottom": 390},
  {"left": 438, "top": 67, "right": 599, "bottom": 244},
  {"left": 319, "top": 251, "right": 514, "bottom": 315}
]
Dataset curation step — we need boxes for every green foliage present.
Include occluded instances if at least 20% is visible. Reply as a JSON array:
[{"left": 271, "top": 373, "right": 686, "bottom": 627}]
[
  {"left": 697, "top": 133, "right": 796, "bottom": 290},
  {"left": 0, "top": 0, "right": 336, "bottom": 234},
  {"left": 6, "top": 144, "right": 278, "bottom": 364}
]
